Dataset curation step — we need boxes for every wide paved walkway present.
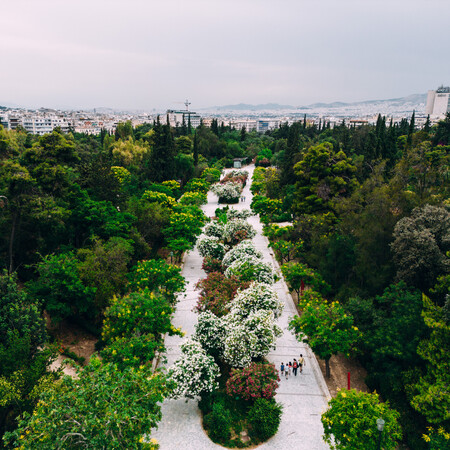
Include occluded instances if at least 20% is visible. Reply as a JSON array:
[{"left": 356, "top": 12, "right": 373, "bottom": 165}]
[{"left": 151, "top": 165, "right": 330, "bottom": 449}]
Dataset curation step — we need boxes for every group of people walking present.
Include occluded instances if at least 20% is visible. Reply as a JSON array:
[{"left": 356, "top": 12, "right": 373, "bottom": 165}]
[{"left": 280, "top": 355, "right": 305, "bottom": 379}]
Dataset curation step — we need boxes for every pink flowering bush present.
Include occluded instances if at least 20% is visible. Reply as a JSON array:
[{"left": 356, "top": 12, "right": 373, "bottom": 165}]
[
  {"left": 226, "top": 362, "right": 280, "bottom": 401},
  {"left": 202, "top": 256, "right": 224, "bottom": 274}
]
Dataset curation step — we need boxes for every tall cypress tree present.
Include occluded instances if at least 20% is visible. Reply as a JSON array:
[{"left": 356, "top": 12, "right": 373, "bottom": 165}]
[
  {"left": 281, "top": 121, "right": 302, "bottom": 186},
  {"left": 407, "top": 110, "right": 415, "bottom": 147},
  {"left": 193, "top": 131, "right": 199, "bottom": 167}
]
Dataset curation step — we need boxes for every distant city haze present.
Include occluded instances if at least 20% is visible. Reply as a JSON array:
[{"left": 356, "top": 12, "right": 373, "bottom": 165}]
[{"left": 1, "top": 0, "right": 449, "bottom": 111}]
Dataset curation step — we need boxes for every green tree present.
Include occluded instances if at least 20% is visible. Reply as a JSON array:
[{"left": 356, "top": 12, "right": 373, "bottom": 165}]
[
  {"left": 281, "top": 262, "right": 330, "bottom": 299},
  {"left": 391, "top": 205, "right": 450, "bottom": 295},
  {"left": 289, "top": 294, "right": 359, "bottom": 377},
  {"left": 322, "top": 389, "right": 402, "bottom": 450},
  {"left": 4, "top": 358, "right": 170, "bottom": 449}
]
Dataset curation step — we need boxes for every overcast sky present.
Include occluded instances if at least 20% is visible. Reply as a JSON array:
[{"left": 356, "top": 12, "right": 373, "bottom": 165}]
[{"left": 1, "top": 0, "right": 449, "bottom": 110}]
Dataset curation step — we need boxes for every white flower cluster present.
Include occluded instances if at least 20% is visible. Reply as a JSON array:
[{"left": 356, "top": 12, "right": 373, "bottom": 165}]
[
  {"left": 229, "top": 282, "right": 284, "bottom": 319},
  {"left": 222, "top": 310, "right": 282, "bottom": 367},
  {"left": 225, "top": 258, "right": 276, "bottom": 284},
  {"left": 211, "top": 182, "right": 242, "bottom": 202},
  {"left": 222, "top": 219, "right": 256, "bottom": 243},
  {"left": 194, "top": 311, "right": 226, "bottom": 355},
  {"left": 228, "top": 169, "right": 249, "bottom": 178},
  {"left": 226, "top": 208, "right": 252, "bottom": 220},
  {"left": 222, "top": 240, "right": 263, "bottom": 268},
  {"left": 170, "top": 339, "right": 220, "bottom": 399},
  {"left": 197, "top": 236, "right": 226, "bottom": 259},
  {"left": 203, "top": 220, "right": 225, "bottom": 239}
]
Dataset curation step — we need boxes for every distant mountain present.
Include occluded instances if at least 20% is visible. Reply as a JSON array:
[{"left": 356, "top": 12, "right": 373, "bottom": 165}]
[{"left": 206, "top": 94, "right": 427, "bottom": 112}]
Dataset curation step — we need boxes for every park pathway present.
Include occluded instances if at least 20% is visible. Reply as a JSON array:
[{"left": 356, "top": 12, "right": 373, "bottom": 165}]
[{"left": 151, "top": 164, "right": 330, "bottom": 449}]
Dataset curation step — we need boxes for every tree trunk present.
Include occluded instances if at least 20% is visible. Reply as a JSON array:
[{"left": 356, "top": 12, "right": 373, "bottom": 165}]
[{"left": 325, "top": 358, "right": 331, "bottom": 378}]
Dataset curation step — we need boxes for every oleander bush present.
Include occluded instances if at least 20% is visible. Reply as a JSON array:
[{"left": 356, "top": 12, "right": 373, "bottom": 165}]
[
  {"left": 226, "top": 362, "right": 280, "bottom": 401},
  {"left": 204, "top": 220, "right": 225, "bottom": 239},
  {"left": 225, "top": 258, "right": 277, "bottom": 285},
  {"left": 197, "top": 236, "right": 227, "bottom": 260},
  {"left": 223, "top": 219, "right": 256, "bottom": 246},
  {"left": 222, "top": 240, "right": 263, "bottom": 268},
  {"left": 201, "top": 256, "right": 224, "bottom": 274}
]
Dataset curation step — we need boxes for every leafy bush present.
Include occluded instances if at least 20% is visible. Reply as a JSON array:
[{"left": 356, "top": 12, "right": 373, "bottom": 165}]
[
  {"left": 128, "top": 259, "right": 185, "bottom": 302},
  {"left": 194, "top": 311, "right": 227, "bottom": 356},
  {"left": 226, "top": 362, "right": 280, "bottom": 401},
  {"left": 211, "top": 181, "right": 242, "bottom": 204},
  {"left": 201, "top": 167, "right": 222, "bottom": 183},
  {"left": 179, "top": 191, "right": 207, "bottom": 206},
  {"left": 142, "top": 190, "right": 177, "bottom": 208},
  {"left": 204, "top": 401, "right": 233, "bottom": 443},
  {"left": 223, "top": 219, "right": 256, "bottom": 246},
  {"left": 203, "top": 220, "right": 225, "bottom": 239},
  {"left": 184, "top": 177, "right": 210, "bottom": 194},
  {"left": 248, "top": 398, "right": 282, "bottom": 441}
]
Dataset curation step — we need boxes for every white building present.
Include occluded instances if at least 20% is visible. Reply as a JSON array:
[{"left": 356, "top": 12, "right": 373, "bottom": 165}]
[
  {"left": 166, "top": 110, "right": 202, "bottom": 128},
  {"left": 257, "top": 119, "right": 281, "bottom": 133},
  {"left": 426, "top": 86, "right": 450, "bottom": 117}
]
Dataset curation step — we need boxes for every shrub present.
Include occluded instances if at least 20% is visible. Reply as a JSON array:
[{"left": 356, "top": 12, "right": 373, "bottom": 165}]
[
  {"left": 184, "top": 177, "right": 210, "bottom": 194},
  {"left": 202, "top": 256, "right": 224, "bottom": 274},
  {"left": 201, "top": 167, "right": 222, "bottom": 183},
  {"left": 203, "top": 220, "right": 225, "bottom": 239},
  {"left": 223, "top": 219, "right": 256, "bottom": 246},
  {"left": 197, "top": 236, "right": 226, "bottom": 260},
  {"left": 248, "top": 398, "right": 283, "bottom": 442},
  {"left": 194, "top": 311, "right": 227, "bottom": 356},
  {"left": 142, "top": 190, "right": 177, "bottom": 208},
  {"left": 226, "top": 362, "right": 280, "bottom": 401},
  {"left": 169, "top": 339, "right": 220, "bottom": 399},
  {"left": 225, "top": 258, "right": 277, "bottom": 285},
  {"left": 204, "top": 401, "right": 232, "bottom": 443},
  {"left": 227, "top": 208, "right": 252, "bottom": 220},
  {"left": 179, "top": 191, "right": 207, "bottom": 206},
  {"left": 211, "top": 182, "right": 242, "bottom": 204},
  {"left": 195, "top": 272, "right": 249, "bottom": 316}
]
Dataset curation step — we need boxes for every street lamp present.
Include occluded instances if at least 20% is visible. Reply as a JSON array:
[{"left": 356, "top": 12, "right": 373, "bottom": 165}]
[{"left": 376, "top": 418, "right": 385, "bottom": 450}]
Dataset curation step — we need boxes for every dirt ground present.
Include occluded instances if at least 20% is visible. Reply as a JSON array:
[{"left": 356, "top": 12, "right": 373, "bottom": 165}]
[{"left": 46, "top": 314, "right": 98, "bottom": 375}]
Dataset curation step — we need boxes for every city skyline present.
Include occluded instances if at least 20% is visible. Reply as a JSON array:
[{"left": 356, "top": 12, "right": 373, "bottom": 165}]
[{"left": 1, "top": 0, "right": 449, "bottom": 110}]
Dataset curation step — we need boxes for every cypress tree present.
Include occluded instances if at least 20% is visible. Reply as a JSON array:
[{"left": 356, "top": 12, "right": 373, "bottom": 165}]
[
  {"left": 193, "top": 130, "right": 199, "bottom": 166},
  {"left": 188, "top": 114, "right": 192, "bottom": 134},
  {"left": 423, "top": 114, "right": 431, "bottom": 133},
  {"left": 240, "top": 126, "right": 247, "bottom": 142},
  {"left": 303, "top": 114, "right": 307, "bottom": 129},
  {"left": 407, "top": 110, "right": 415, "bottom": 147},
  {"left": 281, "top": 121, "right": 302, "bottom": 186}
]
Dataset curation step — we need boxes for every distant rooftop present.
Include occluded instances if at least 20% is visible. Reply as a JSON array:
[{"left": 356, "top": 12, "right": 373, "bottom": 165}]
[{"left": 436, "top": 85, "right": 450, "bottom": 93}]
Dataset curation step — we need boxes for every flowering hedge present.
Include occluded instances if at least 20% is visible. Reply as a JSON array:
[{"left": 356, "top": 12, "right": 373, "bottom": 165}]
[
  {"left": 222, "top": 240, "right": 263, "bottom": 268},
  {"left": 195, "top": 272, "right": 249, "bottom": 317},
  {"left": 204, "top": 220, "right": 225, "bottom": 239},
  {"left": 211, "top": 182, "right": 242, "bottom": 204},
  {"left": 227, "top": 208, "right": 252, "bottom": 220},
  {"left": 226, "top": 362, "right": 280, "bottom": 401},
  {"left": 229, "top": 282, "right": 283, "bottom": 319},
  {"left": 169, "top": 339, "right": 220, "bottom": 399},
  {"left": 197, "top": 236, "right": 226, "bottom": 260},
  {"left": 194, "top": 311, "right": 227, "bottom": 356},
  {"left": 225, "top": 257, "right": 277, "bottom": 285},
  {"left": 223, "top": 219, "right": 256, "bottom": 246},
  {"left": 201, "top": 256, "right": 224, "bottom": 274},
  {"left": 223, "top": 310, "right": 282, "bottom": 367}
]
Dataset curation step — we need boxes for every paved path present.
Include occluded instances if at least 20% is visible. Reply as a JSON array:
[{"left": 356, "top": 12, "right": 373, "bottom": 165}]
[{"left": 152, "top": 165, "right": 330, "bottom": 449}]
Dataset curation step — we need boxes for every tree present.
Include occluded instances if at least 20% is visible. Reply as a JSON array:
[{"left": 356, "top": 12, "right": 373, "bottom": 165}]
[
  {"left": 322, "top": 389, "right": 402, "bottom": 450},
  {"left": 391, "top": 205, "right": 450, "bottom": 295},
  {"left": 26, "top": 252, "right": 96, "bottom": 324},
  {"left": 4, "top": 358, "right": 170, "bottom": 449},
  {"left": 409, "top": 295, "right": 450, "bottom": 425},
  {"left": 289, "top": 295, "right": 359, "bottom": 377},
  {"left": 281, "top": 262, "right": 330, "bottom": 299}
]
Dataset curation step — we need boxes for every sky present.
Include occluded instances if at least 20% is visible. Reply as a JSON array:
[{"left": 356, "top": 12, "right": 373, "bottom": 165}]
[{"left": 1, "top": 0, "right": 449, "bottom": 111}]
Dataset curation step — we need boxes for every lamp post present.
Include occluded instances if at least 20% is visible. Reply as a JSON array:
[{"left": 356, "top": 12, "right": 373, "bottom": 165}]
[{"left": 376, "top": 418, "right": 385, "bottom": 450}]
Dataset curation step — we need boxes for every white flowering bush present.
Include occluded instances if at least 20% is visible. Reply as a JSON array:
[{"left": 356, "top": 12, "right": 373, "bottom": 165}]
[
  {"left": 227, "top": 208, "right": 252, "bottom": 220},
  {"left": 223, "top": 219, "right": 256, "bottom": 246},
  {"left": 222, "top": 240, "right": 263, "bottom": 268},
  {"left": 169, "top": 339, "right": 220, "bottom": 399},
  {"left": 229, "top": 282, "right": 283, "bottom": 319},
  {"left": 194, "top": 311, "right": 226, "bottom": 356},
  {"left": 203, "top": 220, "right": 225, "bottom": 239},
  {"left": 197, "top": 236, "right": 226, "bottom": 260},
  {"left": 225, "top": 257, "right": 277, "bottom": 284},
  {"left": 211, "top": 182, "right": 242, "bottom": 203},
  {"left": 228, "top": 169, "right": 249, "bottom": 178},
  {"left": 222, "top": 311, "right": 282, "bottom": 367}
]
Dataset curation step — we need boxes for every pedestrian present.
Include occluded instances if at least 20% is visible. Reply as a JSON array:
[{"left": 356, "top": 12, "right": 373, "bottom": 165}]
[
  {"left": 288, "top": 361, "right": 292, "bottom": 375},
  {"left": 298, "top": 354, "right": 305, "bottom": 373},
  {"left": 280, "top": 362, "right": 285, "bottom": 377},
  {"left": 285, "top": 366, "right": 289, "bottom": 380},
  {"left": 293, "top": 359, "right": 298, "bottom": 376}
]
